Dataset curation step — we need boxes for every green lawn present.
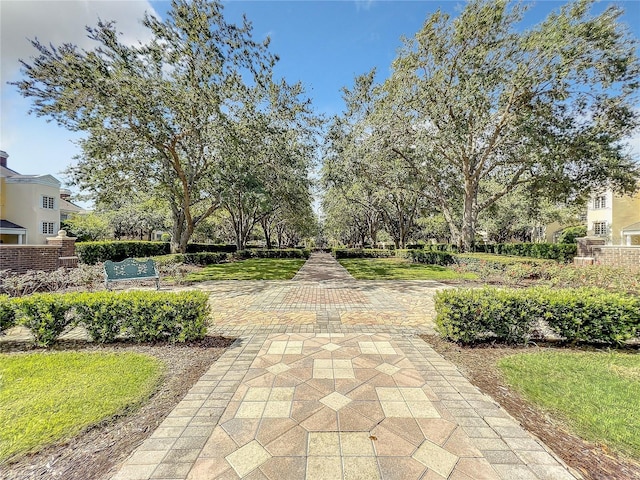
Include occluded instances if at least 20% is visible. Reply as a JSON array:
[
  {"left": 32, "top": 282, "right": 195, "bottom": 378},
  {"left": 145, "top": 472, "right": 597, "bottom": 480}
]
[
  {"left": 338, "top": 257, "right": 477, "bottom": 280},
  {"left": 0, "top": 352, "right": 163, "bottom": 463},
  {"left": 498, "top": 351, "right": 640, "bottom": 459},
  {"left": 185, "top": 258, "right": 306, "bottom": 281}
]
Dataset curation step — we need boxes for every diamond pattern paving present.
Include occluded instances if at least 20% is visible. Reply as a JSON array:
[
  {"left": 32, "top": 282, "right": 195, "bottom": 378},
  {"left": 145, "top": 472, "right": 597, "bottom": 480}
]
[{"left": 107, "top": 253, "right": 580, "bottom": 480}]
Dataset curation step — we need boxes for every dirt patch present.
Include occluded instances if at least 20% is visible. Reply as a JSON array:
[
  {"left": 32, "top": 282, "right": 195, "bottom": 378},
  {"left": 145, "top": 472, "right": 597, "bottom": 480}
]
[
  {"left": 0, "top": 336, "right": 235, "bottom": 480},
  {"left": 422, "top": 334, "right": 640, "bottom": 480}
]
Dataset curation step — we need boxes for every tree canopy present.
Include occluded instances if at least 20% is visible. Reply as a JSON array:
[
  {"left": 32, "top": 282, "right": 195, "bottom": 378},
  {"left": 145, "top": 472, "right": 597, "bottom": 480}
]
[
  {"left": 15, "top": 0, "right": 318, "bottom": 252},
  {"left": 322, "top": 0, "right": 640, "bottom": 251}
]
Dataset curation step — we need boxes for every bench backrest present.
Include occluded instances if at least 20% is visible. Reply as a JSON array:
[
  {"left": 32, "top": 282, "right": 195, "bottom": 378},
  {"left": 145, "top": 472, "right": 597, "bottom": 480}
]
[{"left": 104, "top": 258, "right": 158, "bottom": 280}]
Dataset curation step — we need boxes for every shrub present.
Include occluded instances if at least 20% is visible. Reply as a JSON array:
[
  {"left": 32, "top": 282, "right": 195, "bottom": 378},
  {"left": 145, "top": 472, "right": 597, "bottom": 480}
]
[
  {"left": 14, "top": 293, "right": 73, "bottom": 347},
  {"left": 235, "top": 249, "right": 310, "bottom": 259},
  {"left": 405, "top": 249, "right": 455, "bottom": 266},
  {"left": 435, "top": 287, "right": 640, "bottom": 346},
  {"left": 9, "top": 291, "right": 209, "bottom": 346},
  {"left": 539, "top": 264, "right": 640, "bottom": 295},
  {"left": 0, "top": 268, "right": 72, "bottom": 296},
  {"left": 88, "top": 291, "right": 208, "bottom": 344},
  {"left": 152, "top": 252, "right": 230, "bottom": 266},
  {"left": 0, "top": 295, "right": 16, "bottom": 334},
  {"left": 435, "top": 288, "right": 538, "bottom": 345},
  {"left": 76, "top": 241, "right": 170, "bottom": 264},
  {"left": 333, "top": 248, "right": 395, "bottom": 259},
  {"left": 119, "top": 291, "right": 208, "bottom": 343},
  {"left": 185, "top": 243, "right": 237, "bottom": 254},
  {"left": 556, "top": 226, "right": 587, "bottom": 244},
  {"left": 72, "top": 292, "right": 129, "bottom": 343},
  {"left": 427, "top": 243, "right": 459, "bottom": 252},
  {"left": 534, "top": 287, "right": 640, "bottom": 345},
  {"left": 67, "top": 264, "right": 105, "bottom": 291}
]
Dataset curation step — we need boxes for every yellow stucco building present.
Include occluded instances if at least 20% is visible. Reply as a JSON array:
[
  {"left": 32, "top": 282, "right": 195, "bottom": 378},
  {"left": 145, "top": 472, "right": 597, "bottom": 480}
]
[
  {"left": 0, "top": 150, "right": 82, "bottom": 245},
  {"left": 586, "top": 186, "right": 640, "bottom": 246}
]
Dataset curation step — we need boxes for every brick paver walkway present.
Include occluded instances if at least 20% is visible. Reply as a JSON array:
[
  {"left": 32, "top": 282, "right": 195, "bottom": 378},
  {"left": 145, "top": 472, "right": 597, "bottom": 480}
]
[{"left": 2, "top": 253, "right": 582, "bottom": 479}]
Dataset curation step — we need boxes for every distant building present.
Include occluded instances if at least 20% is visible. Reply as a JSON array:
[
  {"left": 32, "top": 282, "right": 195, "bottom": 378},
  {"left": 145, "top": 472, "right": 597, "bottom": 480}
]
[
  {"left": 0, "top": 150, "right": 84, "bottom": 244},
  {"left": 586, "top": 186, "right": 640, "bottom": 246}
]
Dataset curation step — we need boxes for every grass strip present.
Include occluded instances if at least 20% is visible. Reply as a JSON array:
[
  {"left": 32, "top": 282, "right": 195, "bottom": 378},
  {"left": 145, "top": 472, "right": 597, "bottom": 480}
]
[
  {"left": 0, "top": 351, "right": 163, "bottom": 462},
  {"left": 338, "top": 257, "right": 477, "bottom": 280},
  {"left": 498, "top": 351, "right": 640, "bottom": 459},
  {"left": 185, "top": 258, "right": 305, "bottom": 281}
]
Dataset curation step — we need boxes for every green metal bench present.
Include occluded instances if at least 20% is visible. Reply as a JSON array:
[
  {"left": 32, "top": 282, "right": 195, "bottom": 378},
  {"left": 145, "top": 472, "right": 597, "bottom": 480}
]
[{"left": 104, "top": 258, "right": 160, "bottom": 290}]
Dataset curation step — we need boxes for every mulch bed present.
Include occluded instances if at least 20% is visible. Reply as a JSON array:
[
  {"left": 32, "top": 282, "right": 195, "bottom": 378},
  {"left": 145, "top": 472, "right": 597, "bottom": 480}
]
[
  {"left": 422, "top": 334, "right": 640, "bottom": 480},
  {"left": 0, "top": 336, "right": 234, "bottom": 480}
]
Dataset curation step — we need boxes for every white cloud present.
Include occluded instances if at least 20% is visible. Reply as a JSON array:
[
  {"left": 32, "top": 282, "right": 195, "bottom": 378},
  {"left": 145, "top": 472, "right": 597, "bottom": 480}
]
[
  {"left": 0, "top": 0, "right": 157, "bottom": 85},
  {"left": 354, "top": 0, "right": 374, "bottom": 13},
  {"left": 0, "top": 0, "right": 157, "bottom": 178}
]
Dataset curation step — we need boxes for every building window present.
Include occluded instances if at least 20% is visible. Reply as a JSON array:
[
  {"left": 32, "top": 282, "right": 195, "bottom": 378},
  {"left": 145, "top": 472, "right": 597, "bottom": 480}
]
[
  {"left": 42, "top": 196, "right": 55, "bottom": 209},
  {"left": 593, "top": 221, "right": 607, "bottom": 236},
  {"left": 533, "top": 226, "right": 545, "bottom": 239},
  {"left": 42, "top": 222, "right": 55, "bottom": 235},
  {"left": 593, "top": 195, "right": 606, "bottom": 209}
]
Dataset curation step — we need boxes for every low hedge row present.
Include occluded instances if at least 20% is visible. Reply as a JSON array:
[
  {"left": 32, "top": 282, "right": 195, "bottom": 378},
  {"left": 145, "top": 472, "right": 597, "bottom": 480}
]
[
  {"left": 405, "top": 250, "right": 456, "bottom": 266},
  {"left": 333, "top": 248, "right": 395, "bottom": 259},
  {"left": 435, "top": 287, "right": 640, "bottom": 346},
  {"left": 1, "top": 291, "right": 209, "bottom": 346},
  {"left": 153, "top": 252, "right": 231, "bottom": 266},
  {"left": 76, "top": 241, "right": 308, "bottom": 264},
  {"left": 186, "top": 243, "right": 237, "bottom": 254},
  {"left": 235, "top": 249, "right": 311, "bottom": 259},
  {"left": 0, "top": 295, "right": 16, "bottom": 334},
  {"left": 473, "top": 243, "right": 577, "bottom": 262},
  {"left": 76, "top": 241, "right": 170, "bottom": 264}
]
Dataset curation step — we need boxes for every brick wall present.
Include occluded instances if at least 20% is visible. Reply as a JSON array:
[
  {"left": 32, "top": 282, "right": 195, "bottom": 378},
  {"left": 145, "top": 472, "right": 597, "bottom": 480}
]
[
  {"left": 592, "top": 245, "right": 640, "bottom": 268},
  {"left": 0, "top": 231, "right": 77, "bottom": 274},
  {"left": 0, "top": 245, "right": 60, "bottom": 274}
]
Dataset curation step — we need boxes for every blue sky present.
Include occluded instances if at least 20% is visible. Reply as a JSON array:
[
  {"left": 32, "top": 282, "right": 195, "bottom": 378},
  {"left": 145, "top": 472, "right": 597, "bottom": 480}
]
[{"left": 1, "top": 0, "right": 639, "bottom": 204}]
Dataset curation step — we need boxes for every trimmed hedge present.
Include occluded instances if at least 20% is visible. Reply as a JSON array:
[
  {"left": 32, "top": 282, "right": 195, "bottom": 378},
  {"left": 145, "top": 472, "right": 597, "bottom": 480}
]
[
  {"left": 186, "top": 243, "right": 237, "bottom": 254},
  {"left": 435, "top": 287, "right": 640, "bottom": 346},
  {"left": 333, "top": 248, "right": 395, "bottom": 259},
  {"left": 77, "top": 242, "right": 239, "bottom": 264},
  {"left": 435, "top": 288, "right": 540, "bottom": 345},
  {"left": 235, "top": 249, "right": 311, "bottom": 259},
  {"left": 13, "top": 294, "right": 73, "bottom": 347},
  {"left": 76, "top": 241, "right": 170, "bottom": 264},
  {"left": 9, "top": 291, "right": 209, "bottom": 346},
  {"left": 153, "top": 252, "right": 231, "bottom": 266},
  {"left": 114, "top": 291, "right": 208, "bottom": 343},
  {"left": 405, "top": 250, "right": 456, "bottom": 266},
  {"left": 536, "top": 288, "right": 639, "bottom": 345},
  {"left": 0, "top": 295, "right": 16, "bottom": 334},
  {"left": 473, "top": 243, "right": 577, "bottom": 262}
]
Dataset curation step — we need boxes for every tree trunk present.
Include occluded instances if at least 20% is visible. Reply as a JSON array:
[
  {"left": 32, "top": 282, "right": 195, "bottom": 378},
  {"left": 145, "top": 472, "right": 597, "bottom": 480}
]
[
  {"left": 170, "top": 211, "right": 192, "bottom": 253},
  {"left": 261, "top": 217, "right": 273, "bottom": 249},
  {"left": 461, "top": 178, "right": 476, "bottom": 253}
]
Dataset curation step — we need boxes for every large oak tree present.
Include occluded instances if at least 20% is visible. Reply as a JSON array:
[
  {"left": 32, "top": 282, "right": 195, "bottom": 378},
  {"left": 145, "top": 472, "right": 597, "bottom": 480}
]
[
  {"left": 14, "top": 0, "right": 316, "bottom": 252},
  {"left": 331, "top": 0, "right": 640, "bottom": 251}
]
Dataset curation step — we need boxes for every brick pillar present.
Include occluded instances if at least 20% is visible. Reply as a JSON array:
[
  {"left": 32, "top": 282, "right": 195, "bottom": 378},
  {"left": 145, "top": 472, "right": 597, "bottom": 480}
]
[
  {"left": 46, "top": 230, "right": 78, "bottom": 267},
  {"left": 576, "top": 237, "right": 605, "bottom": 257}
]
